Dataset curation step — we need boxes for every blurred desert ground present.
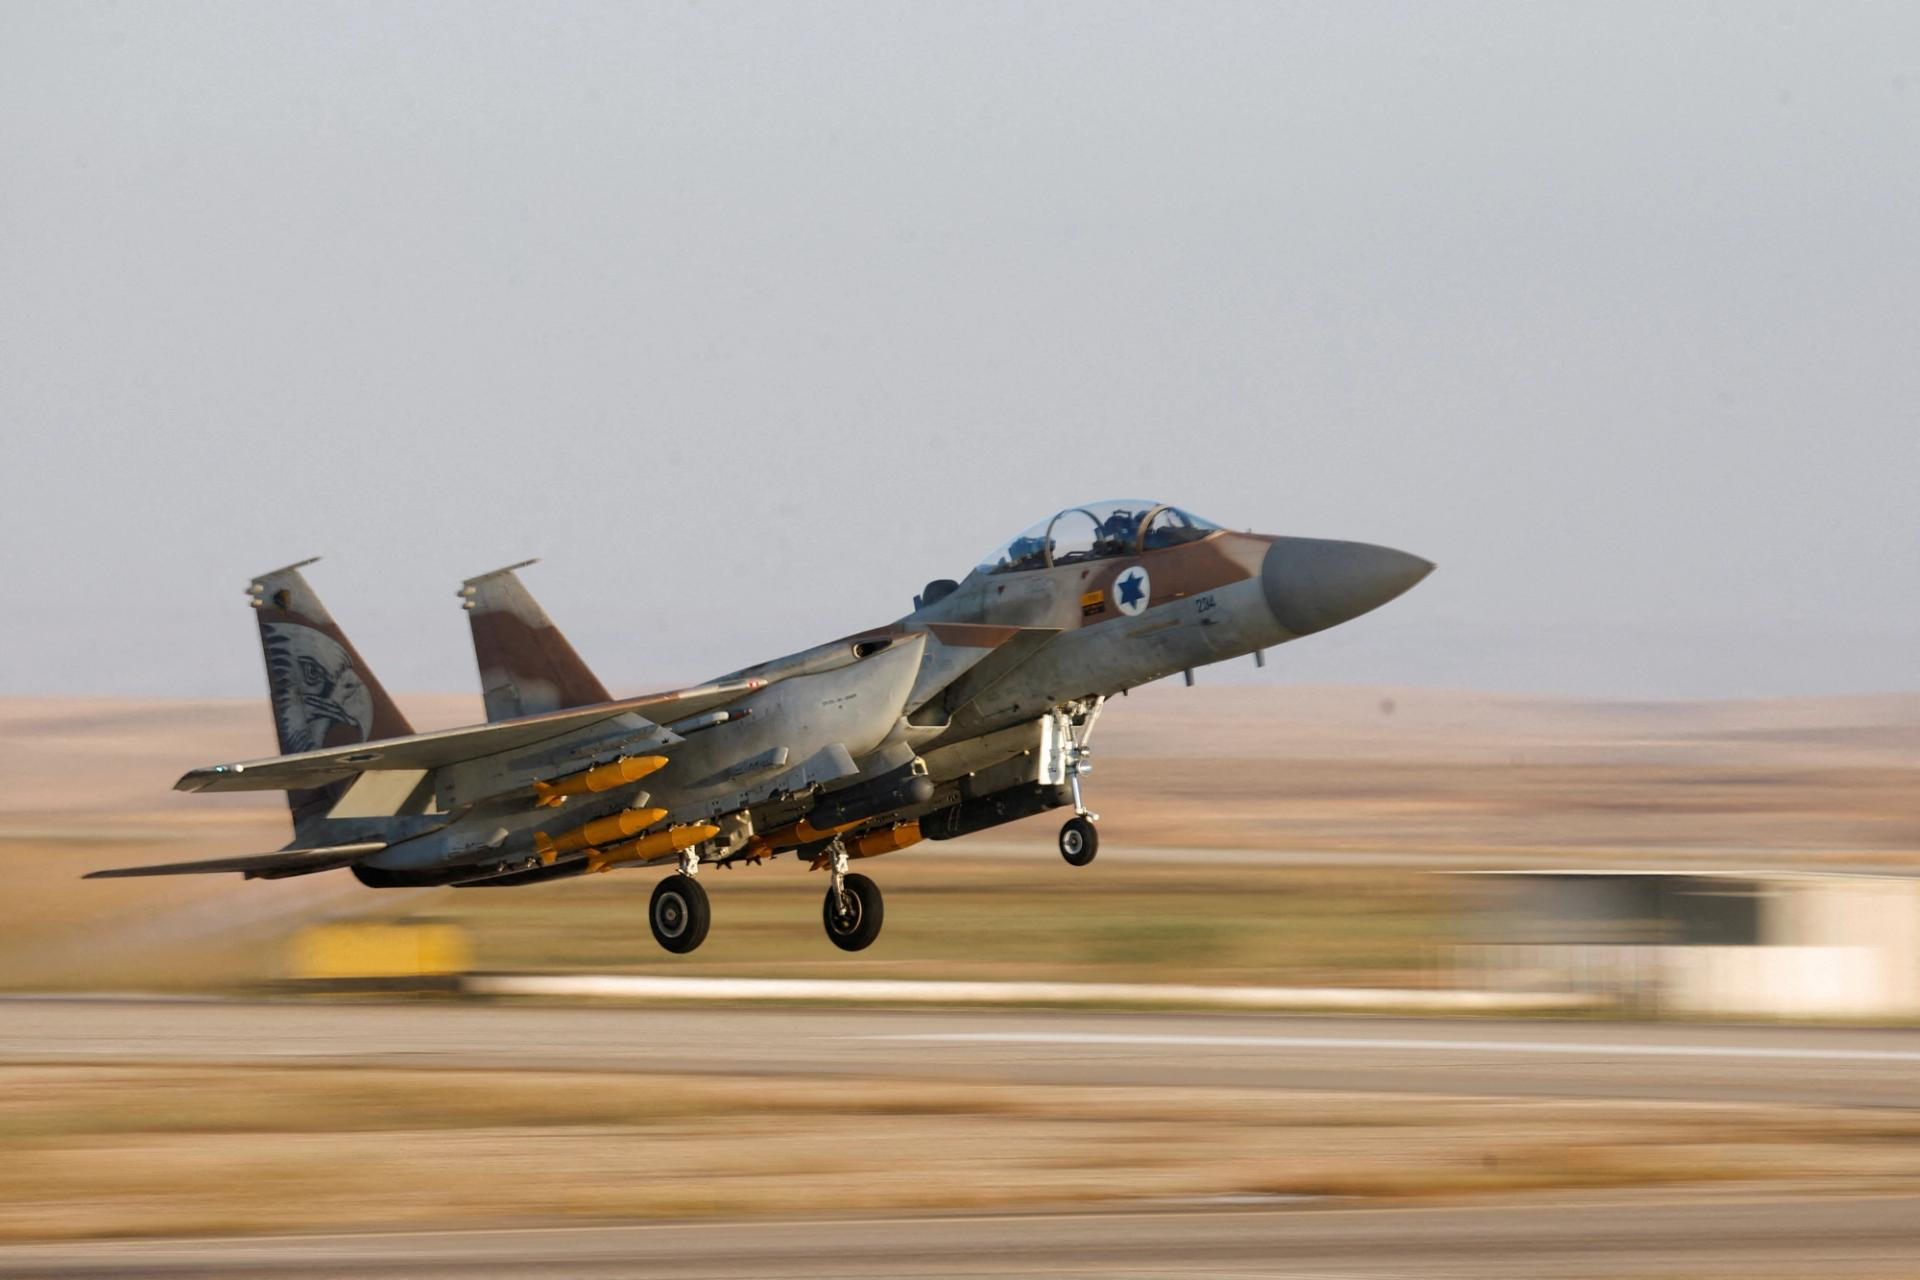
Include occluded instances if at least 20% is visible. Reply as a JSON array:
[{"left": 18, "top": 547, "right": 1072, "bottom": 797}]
[
  {"left": 1, "top": 682, "right": 1913, "bottom": 990},
  {"left": 2, "top": 683, "right": 1918, "bottom": 1245},
  {"left": 10, "top": 1060, "right": 1920, "bottom": 1241}
]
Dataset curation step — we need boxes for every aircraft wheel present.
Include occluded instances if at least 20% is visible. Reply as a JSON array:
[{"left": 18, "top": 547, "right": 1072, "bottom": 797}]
[
  {"left": 650, "top": 875, "right": 711, "bottom": 954},
  {"left": 1059, "top": 816, "right": 1099, "bottom": 866},
  {"left": 823, "top": 872, "right": 884, "bottom": 952}
]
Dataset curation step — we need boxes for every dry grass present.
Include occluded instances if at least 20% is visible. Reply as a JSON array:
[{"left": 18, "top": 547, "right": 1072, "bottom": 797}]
[
  {"left": 0, "top": 832, "right": 1461, "bottom": 990},
  {"left": 431, "top": 859, "right": 1458, "bottom": 987},
  {"left": 4, "top": 1063, "right": 1919, "bottom": 1241}
]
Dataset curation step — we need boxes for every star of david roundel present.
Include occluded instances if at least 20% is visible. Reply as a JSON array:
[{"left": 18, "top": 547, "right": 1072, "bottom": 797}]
[{"left": 1113, "top": 566, "right": 1151, "bottom": 616}]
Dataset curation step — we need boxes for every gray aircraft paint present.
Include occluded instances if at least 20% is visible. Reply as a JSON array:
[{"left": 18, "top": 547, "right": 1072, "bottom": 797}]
[
  {"left": 363, "top": 635, "right": 926, "bottom": 871},
  {"left": 117, "top": 506, "right": 1428, "bottom": 899}
]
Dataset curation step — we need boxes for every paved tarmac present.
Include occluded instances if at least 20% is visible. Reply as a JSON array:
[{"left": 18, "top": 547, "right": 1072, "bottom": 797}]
[
  {"left": 5, "top": 997, "right": 1920, "bottom": 1107},
  {"left": 4, "top": 1192, "right": 1920, "bottom": 1277},
  {"left": 6, "top": 998, "right": 1920, "bottom": 1276}
]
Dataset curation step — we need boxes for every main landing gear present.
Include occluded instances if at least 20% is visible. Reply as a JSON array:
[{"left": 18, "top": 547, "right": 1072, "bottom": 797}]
[
  {"left": 822, "top": 840, "right": 884, "bottom": 952},
  {"left": 647, "top": 838, "right": 886, "bottom": 955},
  {"left": 648, "top": 871, "right": 710, "bottom": 954}
]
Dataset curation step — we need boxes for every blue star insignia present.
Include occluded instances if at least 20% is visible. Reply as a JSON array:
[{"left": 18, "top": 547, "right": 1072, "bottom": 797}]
[{"left": 1116, "top": 571, "right": 1146, "bottom": 607}]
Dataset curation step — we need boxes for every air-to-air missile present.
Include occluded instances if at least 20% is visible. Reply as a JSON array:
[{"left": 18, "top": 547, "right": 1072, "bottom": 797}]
[{"left": 131, "top": 498, "right": 1433, "bottom": 957}]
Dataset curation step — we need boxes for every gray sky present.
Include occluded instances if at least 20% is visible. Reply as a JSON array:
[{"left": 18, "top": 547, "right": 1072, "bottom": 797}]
[{"left": 3, "top": 1, "right": 1915, "bottom": 701}]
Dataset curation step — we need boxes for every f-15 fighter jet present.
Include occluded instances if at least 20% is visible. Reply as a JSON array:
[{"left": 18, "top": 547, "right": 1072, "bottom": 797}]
[{"left": 92, "top": 500, "right": 1432, "bottom": 954}]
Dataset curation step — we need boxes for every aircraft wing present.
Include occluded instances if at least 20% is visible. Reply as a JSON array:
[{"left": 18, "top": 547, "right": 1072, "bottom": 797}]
[
  {"left": 174, "top": 677, "right": 764, "bottom": 795},
  {"left": 84, "top": 841, "right": 387, "bottom": 880}
]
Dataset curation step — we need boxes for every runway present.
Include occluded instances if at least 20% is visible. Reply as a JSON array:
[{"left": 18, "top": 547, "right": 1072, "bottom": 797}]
[
  {"left": 6, "top": 998, "right": 1920, "bottom": 1275},
  {"left": 5, "top": 1193, "right": 1920, "bottom": 1277},
  {"left": 5, "top": 996, "right": 1920, "bottom": 1107}
]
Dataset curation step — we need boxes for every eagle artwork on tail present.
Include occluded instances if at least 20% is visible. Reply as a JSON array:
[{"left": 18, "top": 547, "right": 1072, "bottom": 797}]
[{"left": 261, "top": 622, "right": 374, "bottom": 753}]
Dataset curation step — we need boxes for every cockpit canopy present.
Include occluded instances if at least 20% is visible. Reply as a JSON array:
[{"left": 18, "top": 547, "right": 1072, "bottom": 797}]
[{"left": 976, "top": 500, "right": 1223, "bottom": 574}]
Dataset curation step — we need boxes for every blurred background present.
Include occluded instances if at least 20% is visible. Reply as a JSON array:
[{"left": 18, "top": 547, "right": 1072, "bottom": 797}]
[{"left": 1, "top": 1, "right": 1916, "bottom": 1270}]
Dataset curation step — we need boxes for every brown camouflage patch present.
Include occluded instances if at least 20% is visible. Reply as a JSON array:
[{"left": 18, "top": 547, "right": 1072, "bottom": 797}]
[{"left": 1076, "top": 532, "right": 1267, "bottom": 627}]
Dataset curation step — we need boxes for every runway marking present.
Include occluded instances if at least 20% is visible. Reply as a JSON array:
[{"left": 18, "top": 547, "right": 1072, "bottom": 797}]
[{"left": 859, "top": 1030, "right": 1920, "bottom": 1063}]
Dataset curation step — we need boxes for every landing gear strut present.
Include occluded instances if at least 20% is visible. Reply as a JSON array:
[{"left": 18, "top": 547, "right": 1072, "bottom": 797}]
[
  {"left": 1052, "top": 696, "right": 1104, "bottom": 867},
  {"left": 650, "top": 871, "right": 710, "bottom": 953},
  {"left": 822, "top": 840, "right": 884, "bottom": 951}
]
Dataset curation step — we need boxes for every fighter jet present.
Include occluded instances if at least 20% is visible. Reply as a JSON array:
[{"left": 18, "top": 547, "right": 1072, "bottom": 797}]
[{"left": 91, "top": 500, "right": 1432, "bottom": 954}]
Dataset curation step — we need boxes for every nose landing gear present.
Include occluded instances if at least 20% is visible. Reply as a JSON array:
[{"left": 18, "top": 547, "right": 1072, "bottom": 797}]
[
  {"left": 1058, "top": 814, "right": 1098, "bottom": 866},
  {"left": 1050, "top": 697, "right": 1104, "bottom": 867}
]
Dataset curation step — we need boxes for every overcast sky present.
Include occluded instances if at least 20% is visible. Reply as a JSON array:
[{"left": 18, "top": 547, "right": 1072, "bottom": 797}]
[{"left": 2, "top": 2, "right": 1915, "bottom": 701}]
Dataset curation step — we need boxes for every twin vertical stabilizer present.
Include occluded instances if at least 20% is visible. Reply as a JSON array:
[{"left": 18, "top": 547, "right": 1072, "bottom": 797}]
[
  {"left": 458, "top": 561, "right": 610, "bottom": 722},
  {"left": 247, "top": 559, "right": 414, "bottom": 830}
]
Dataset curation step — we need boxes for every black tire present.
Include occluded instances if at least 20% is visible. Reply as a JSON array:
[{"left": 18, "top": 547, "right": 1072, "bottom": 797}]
[
  {"left": 650, "top": 875, "right": 711, "bottom": 954},
  {"left": 823, "top": 872, "right": 884, "bottom": 952},
  {"left": 1059, "top": 816, "right": 1099, "bottom": 866}
]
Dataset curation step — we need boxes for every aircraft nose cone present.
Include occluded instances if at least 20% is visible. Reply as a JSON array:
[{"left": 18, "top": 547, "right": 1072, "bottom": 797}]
[{"left": 1260, "top": 537, "right": 1434, "bottom": 636}]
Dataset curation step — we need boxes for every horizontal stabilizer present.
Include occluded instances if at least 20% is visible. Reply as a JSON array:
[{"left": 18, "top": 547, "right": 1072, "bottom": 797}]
[{"left": 84, "top": 841, "right": 386, "bottom": 880}]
